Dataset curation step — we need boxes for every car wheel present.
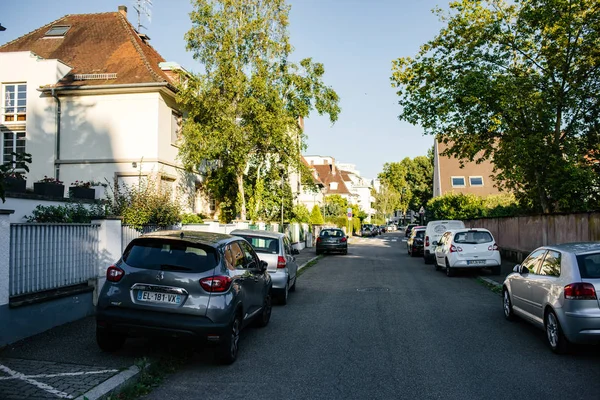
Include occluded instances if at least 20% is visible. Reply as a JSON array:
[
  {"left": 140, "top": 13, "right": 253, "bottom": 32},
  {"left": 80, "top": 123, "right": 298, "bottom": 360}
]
[
  {"left": 255, "top": 291, "right": 272, "bottom": 328},
  {"left": 289, "top": 276, "right": 297, "bottom": 292},
  {"left": 445, "top": 259, "right": 455, "bottom": 277},
  {"left": 503, "top": 289, "right": 516, "bottom": 321},
  {"left": 343, "top": 249, "right": 348, "bottom": 255},
  {"left": 218, "top": 314, "right": 241, "bottom": 364},
  {"left": 279, "top": 281, "right": 289, "bottom": 305},
  {"left": 316, "top": 249, "right": 322, "bottom": 255},
  {"left": 96, "top": 328, "right": 125, "bottom": 352},
  {"left": 492, "top": 265, "right": 501, "bottom": 275},
  {"left": 545, "top": 310, "right": 570, "bottom": 354},
  {"left": 434, "top": 257, "right": 441, "bottom": 271}
]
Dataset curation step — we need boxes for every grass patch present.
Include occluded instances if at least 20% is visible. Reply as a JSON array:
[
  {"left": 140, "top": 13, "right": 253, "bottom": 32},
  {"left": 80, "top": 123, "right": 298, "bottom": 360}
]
[
  {"left": 105, "top": 354, "right": 189, "bottom": 400},
  {"left": 476, "top": 277, "right": 503, "bottom": 295},
  {"left": 297, "top": 256, "right": 322, "bottom": 277}
]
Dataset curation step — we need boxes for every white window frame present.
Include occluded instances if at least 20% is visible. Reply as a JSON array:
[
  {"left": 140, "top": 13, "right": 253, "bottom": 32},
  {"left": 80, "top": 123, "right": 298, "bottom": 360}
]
[
  {"left": 469, "top": 176, "right": 484, "bottom": 187},
  {"left": 2, "top": 83, "right": 27, "bottom": 124},
  {"left": 451, "top": 176, "right": 466, "bottom": 188},
  {"left": 2, "top": 130, "right": 26, "bottom": 168}
]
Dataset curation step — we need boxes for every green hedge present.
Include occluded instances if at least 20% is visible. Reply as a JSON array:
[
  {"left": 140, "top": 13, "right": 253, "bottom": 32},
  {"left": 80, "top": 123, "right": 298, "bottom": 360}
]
[{"left": 426, "top": 193, "right": 522, "bottom": 220}]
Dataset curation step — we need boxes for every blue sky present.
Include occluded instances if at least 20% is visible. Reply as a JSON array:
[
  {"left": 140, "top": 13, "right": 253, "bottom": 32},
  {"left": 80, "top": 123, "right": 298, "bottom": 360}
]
[{"left": 0, "top": 0, "right": 444, "bottom": 179}]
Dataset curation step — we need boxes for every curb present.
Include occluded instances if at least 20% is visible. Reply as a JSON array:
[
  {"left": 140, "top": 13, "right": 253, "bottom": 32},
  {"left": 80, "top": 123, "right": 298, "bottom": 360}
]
[
  {"left": 477, "top": 276, "right": 503, "bottom": 294},
  {"left": 75, "top": 364, "right": 141, "bottom": 400},
  {"left": 298, "top": 255, "right": 321, "bottom": 271}
]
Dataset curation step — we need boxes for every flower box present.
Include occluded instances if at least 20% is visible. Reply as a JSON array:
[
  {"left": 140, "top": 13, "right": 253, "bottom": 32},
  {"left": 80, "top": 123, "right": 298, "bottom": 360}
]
[
  {"left": 69, "top": 186, "right": 95, "bottom": 200},
  {"left": 4, "top": 177, "right": 27, "bottom": 193},
  {"left": 34, "top": 182, "right": 65, "bottom": 198}
]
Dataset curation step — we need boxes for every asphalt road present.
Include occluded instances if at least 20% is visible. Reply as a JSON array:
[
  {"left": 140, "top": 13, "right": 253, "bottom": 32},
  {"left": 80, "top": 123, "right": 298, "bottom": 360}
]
[{"left": 143, "top": 231, "right": 600, "bottom": 400}]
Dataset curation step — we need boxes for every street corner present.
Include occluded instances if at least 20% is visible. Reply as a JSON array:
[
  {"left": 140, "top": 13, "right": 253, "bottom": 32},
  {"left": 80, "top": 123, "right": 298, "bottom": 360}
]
[{"left": 0, "top": 358, "right": 123, "bottom": 400}]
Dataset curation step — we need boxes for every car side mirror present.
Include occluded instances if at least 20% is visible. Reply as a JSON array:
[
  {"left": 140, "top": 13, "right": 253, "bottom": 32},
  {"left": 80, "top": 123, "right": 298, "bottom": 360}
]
[
  {"left": 260, "top": 260, "right": 268, "bottom": 272},
  {"left": 292, "top": 248, "right": 299, "bottom": 255},
  {"left": 513, "top": 265, "right": 520, "bottom": 273},
  {"left": 431, "top": 241, "right": 438, "bottom": 246}
]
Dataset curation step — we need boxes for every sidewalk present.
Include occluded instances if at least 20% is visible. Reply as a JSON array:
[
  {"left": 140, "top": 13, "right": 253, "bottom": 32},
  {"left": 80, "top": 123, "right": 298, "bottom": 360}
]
[{"left": 0, "top": 245, "right": 321, "bottom": 400}]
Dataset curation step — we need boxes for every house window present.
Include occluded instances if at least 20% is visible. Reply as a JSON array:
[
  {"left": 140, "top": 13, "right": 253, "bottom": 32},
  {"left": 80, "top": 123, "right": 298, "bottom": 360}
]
[
  {"left": 3, "top": 84, "right": 27, "bottom": 123},
  {"left": 469, "top": 176, "right": 484, "bottom": 186},
  {"left": 451, "top": 176, "right": 465, "bottom": 187},
  {"left": 329, "top": 182, "right": 338, "bottom": 190},
  {"left": 44, "top": 25, "right": 71, "bottom": 37},
  {"left": 3, "top": 131, "right": 26, "bottom": 166},
  {"left": 209, "top": 196, "right": 216, "bottom": 211},
  {"left": 171, "top": 110, "right": 182, "bottom": 144}
]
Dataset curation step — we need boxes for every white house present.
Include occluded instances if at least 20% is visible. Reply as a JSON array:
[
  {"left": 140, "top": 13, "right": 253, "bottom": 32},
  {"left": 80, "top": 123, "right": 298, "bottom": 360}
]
[{"left": 0, "top": 6, "right": 211, "bottom": 216}]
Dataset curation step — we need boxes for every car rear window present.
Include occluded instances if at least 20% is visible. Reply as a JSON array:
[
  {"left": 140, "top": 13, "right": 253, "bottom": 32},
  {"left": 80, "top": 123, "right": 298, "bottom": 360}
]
[
  {"left": 237, "top": 235, "right": 279, "bottom": 254},
  {"left": 415, "top": 230, "right": 425, "bottom": 239},
  {"left": 321, "top": 229, "right": 344, "bottom": 237},
  {"left": 123, "top": 238, "right": 218, "bottom": 273},
  {"left": 453, "top": 231, "right": 493, "bottom": 244},
  {"left": 576, "top": 253, "right": 600, "bottom": 279}
]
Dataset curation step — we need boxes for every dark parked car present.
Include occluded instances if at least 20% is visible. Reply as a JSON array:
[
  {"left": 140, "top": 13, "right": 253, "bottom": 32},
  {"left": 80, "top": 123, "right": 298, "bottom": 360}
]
[
  {"left": 316, "top": 228, "right": 348, "bottom": 255},
  {"left": 96, "top": 230, "right": 272, "bottom": 364},
  {"left": 407, "top": 227, "right": 426, "bottom": 257},
  {"left": 405, "top": 224, "right": 417, "bottom": 237},
  {"left": 361, "top": 224, "right": 375, "bottom": 237}
]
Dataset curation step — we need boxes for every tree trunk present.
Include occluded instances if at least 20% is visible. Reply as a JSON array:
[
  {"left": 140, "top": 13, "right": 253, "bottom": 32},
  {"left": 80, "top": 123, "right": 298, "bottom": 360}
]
[
  {"left": 534, "top": 170, "right": 550, "bottom": 214},
  {"left": 253, "top": 162, "right": 263, "bottom": 217},
  {"left": 237, "top": 172, "right": 247, "bottom": 221}
]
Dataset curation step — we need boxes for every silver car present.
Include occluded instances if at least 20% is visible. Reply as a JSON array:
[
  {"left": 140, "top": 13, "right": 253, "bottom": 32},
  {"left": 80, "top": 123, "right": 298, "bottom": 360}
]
[
  {"left": 96, "top": 231, "right": 272, "bottom": 364},
  {"left": 231, "top": 230, "right": 299, "bottom": 305},
  {"left": 502, "top": 242, "right": 600, "bottom": 353}
]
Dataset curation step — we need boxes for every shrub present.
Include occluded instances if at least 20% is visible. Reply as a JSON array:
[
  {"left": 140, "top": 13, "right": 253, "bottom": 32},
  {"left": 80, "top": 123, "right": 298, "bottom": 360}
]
[
  {"left": 309, "top": 205, "right": 324, "bottom": 224},
  {"left": 181, "top": 213, "right": 204, "bottom": 224},
  {"left": 427, "top": 192, "right": 522, "bottom": 220},
  {"left": 25, "top": 203, "right": 105, "bottom": 223},
  {"left": 291, "top": 204, "right": 310, "bottom": 223}
]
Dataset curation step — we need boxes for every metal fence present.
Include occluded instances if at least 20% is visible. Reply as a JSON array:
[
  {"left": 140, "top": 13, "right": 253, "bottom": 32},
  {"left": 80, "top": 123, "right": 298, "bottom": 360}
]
[
  {"left": 9, "top": 223, "right": 100, "bottom": 297},
  {"left": 121, "top": 224, "right": 181, "bottom": 252}
]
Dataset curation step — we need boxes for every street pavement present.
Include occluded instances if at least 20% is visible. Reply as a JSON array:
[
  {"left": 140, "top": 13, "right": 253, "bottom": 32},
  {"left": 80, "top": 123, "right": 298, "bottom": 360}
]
[
  {"left": 142, "top": 231, "right": 600, "bottom": 400},
  {"left": 2, "top": 233, "right": 599, "bottom": 399}
]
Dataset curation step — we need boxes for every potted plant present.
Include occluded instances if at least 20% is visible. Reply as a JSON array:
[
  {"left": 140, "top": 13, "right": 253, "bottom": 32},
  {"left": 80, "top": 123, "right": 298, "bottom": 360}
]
[
  {"left": 34, "top": 176, "right": 65, "bottom": 198},
  {"left": 4, "top": 172, "right": 27, "bottom": 193},
  {"left": 1, "top": 152, "right": 31, "bottom": 200},
  {"left": 69, "top": 180, "right": 95, "bottom": 200}
]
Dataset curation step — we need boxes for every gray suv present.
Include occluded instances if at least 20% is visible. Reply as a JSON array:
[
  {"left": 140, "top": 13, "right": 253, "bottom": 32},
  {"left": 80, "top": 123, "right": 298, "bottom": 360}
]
[{"left": 96, "top": 230, "right": 273, "bottom": 364}]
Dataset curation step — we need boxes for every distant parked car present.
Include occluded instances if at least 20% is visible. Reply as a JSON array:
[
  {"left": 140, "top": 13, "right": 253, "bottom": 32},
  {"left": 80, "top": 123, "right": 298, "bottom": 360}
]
[
  {"left": 502, "top": 243, "right": 600, "bottom": 353},
  {"left": 407, "top": 227, "right": 426, "bottom": 257},
  {"left": 423, "top": 220, "right": 466, "bottom": 264},
  {"left": 434, "top": 228, "right": 501, "bottom": 276},
  {"left": 231, "top": 229, "right": 298, "bottom": 305},
  {"left": 316, "top": 228, "right": 348, "bottom": 255},
  {"left": 361, "top": 225, "right": 375, "bottom": 237},
  {"left": 96, "top": 230, "right": 272, "bottom": 364},
  {"left": 405, "top": 224, "right": 417, "bottom": 238}
]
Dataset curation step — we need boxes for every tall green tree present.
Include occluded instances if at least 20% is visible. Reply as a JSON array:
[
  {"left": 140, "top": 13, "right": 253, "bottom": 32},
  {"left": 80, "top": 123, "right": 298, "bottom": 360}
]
[
  {"left": 178, "top": 0, "right": 340, "bottom": 221},
  {"left": 405, "top": 154, "right": 433, "bottom": 211},
  {"left": 372, "top": 185, "right": 400, "bottom": 222},
  {"left": 391, "top": 0, "right": 600, "bottom": 213}
]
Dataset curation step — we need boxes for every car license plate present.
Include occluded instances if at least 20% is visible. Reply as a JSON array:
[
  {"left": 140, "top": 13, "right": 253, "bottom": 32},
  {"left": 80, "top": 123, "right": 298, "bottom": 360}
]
[
  {"left": 137, "top": 291, "right": 181, "bottom": 304},
  {"left": 467, "top": 260, "right": 485, "bottom": 266}
]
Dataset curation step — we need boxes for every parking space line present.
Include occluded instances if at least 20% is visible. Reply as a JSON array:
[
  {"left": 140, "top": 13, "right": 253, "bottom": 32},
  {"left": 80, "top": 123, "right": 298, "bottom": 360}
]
[
  {"left": 0, "top": 369, "right": 119, "bottom": 381},
  {"left": 0, "top": 363, "right": 74, "bottom": 399}
]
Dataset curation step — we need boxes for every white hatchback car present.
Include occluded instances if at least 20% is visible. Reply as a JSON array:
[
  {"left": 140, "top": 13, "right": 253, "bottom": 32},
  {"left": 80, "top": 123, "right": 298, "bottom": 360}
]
[{"left": 434, "top": 228, "right": 501, "bottom": 276}]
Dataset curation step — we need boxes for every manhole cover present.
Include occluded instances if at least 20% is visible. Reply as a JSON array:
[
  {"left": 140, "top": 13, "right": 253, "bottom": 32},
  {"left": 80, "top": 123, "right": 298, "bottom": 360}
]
[{"left": 356, "top": 287, "right": 390, "bottom": 292}]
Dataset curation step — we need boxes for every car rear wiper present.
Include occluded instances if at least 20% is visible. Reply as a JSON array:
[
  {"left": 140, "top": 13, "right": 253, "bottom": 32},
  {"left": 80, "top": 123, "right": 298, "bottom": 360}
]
[{"left": 160, "top": 264, "right": 193, "bottom": 271}]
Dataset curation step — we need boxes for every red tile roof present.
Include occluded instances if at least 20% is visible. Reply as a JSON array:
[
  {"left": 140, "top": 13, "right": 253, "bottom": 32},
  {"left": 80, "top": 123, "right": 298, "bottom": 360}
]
[
  {"left": 0, "top": 11, "right": 175, "bottom": 88},
  {"left": 312, "top": 164, "right": 351, "bottom": 195}
]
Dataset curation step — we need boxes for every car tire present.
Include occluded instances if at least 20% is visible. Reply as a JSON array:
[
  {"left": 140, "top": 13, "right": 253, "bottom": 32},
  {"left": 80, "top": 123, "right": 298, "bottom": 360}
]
[
  {"left": 289, "top": 276, "right": 297, "bottom": 292},
  {"left": 217, "top": 313, "right": 241, "bottom": 365},
  {"left": 492, "top": 265, "right": 501, "bottom": 275},
  {"left": 255, "top": 291, "right": 272, "bottom": 328},
  {"left": 342, "top": 249, "right": 348, "bottom": 255},
  {"left": 434, "top": 257, "right": 441, "bottom": 271},
  {"left": 445, "top": 259, "right": 455, "bottom": 277},
  {"left": 279, "top": 282, "right": 289, "bottom": 305},
  {"left": 545, "top": 310, "right": 570, "bottom": 354},
  {"left": 503, "top": 289, "right": 516, "bottom": 321},
  {"left": 96, "top": 328, "right": 125, "bottom": 352}
]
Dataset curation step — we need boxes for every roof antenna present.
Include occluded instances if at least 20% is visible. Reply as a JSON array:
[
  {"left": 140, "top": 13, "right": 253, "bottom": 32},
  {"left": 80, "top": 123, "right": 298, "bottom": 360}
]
[{"left": 133, "top": 0, "right": 152, "bottom": 32}]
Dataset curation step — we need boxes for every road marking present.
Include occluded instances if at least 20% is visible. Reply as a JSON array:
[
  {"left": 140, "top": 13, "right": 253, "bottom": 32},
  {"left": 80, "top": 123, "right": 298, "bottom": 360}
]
[
  {"left": 0, "top": 363, "right": 74, "bottom": 399},
  {"left": 0, "top": 369, "right": 119, "bottom": 381}
]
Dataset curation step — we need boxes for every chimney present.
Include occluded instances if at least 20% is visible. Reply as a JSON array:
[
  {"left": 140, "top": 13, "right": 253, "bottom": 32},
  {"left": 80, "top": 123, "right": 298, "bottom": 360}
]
[{"left": 118, "top": 5, "right": 127, "bottom": 17}]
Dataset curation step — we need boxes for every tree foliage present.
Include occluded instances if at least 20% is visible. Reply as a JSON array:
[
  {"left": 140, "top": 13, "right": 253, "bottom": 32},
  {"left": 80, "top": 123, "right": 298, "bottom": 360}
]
[
  {"left": 392, "top": 0, "right": 600, "bottom": 214},
  {"left": 291, "top": 203, "right": 310, "bottom": 223},
  {"left": 427, "top": 192, "right": 521, "bottom": 220},
  {"left": 372, "top": 185, "right": 400, "bottom": 221},
  {"left": 309, "top": 204, "right": 324, "bottom": 225},
  {"left": 178, "top": 0, "right": 340, "bottom": 221}
]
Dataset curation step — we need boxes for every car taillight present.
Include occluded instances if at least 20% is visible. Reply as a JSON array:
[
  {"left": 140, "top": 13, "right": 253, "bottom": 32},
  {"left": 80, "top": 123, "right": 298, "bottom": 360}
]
[
  {"left": 488, "top": 243, "right": 499, "bottom": 251},
  {"left": 277, "top": 256, "right": 286, "bottom": 269},
  {"left": 425, "top": 236, "right": 429, "bottom": 247},
  {"left": 200, "top": 276, "right": 233, "bottom": 293},
  {"left": 106, "top": 265, "right": 124, "bottom": 282},
  {"left": 564, "top": 283, "right": 597, "bottom": 300},
  {"left": 316, "top": 237, "right": 322, "bottom": 243},
  {"left": 449, "top": 245, "right": 462, "bottom": 253},
  {"left": 340, "top": 237, "right": 347, "bottom": 242}
]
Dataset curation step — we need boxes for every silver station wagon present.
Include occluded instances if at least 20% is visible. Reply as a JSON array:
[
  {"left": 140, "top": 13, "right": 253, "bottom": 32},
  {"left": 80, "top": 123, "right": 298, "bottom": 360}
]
[
  {"left": 96, "top": 231, "right": 273, "bottom": 364},
  {"left": 502, "top": 242, "right": 600, "bottom": 353}
]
